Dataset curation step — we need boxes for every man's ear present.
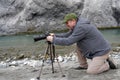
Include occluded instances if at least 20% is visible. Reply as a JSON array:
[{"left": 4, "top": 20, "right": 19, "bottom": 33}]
[{"left": 66, "top": 22, "right": 68, "bottom": 26}]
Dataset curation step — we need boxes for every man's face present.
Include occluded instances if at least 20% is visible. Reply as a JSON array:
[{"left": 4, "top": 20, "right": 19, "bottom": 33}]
[{"left": 66, "top": 19, "right": 76, "bottom": 30}]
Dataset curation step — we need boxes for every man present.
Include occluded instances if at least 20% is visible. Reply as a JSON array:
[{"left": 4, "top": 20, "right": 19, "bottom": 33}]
[{"left": 46, "top": 13, "right": 117, "bottom": 74}]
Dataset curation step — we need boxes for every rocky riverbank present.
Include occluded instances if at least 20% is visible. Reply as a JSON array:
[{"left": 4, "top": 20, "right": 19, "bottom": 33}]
[
  {"left": 0, "top": 42, "right": 76, "bottom": 61},
  {"left": 0, "top": 44, "right": 120, "bottom": 61},
  {"left": 0, "top": 47, "right": 120, "bottom": 67}
]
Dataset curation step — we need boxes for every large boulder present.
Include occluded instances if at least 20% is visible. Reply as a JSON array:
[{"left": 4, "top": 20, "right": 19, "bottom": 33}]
[
  {"left": 112, "top": 0, "right": 120, "bottom": 26},
  {"left": 80, "top": 0, "right": 119, "bottom": 27},
  {"left": 0, "top": 0, "right": 120, "bottom": 35}
]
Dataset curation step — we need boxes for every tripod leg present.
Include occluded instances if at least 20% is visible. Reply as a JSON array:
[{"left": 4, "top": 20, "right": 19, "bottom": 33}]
[
  {"left": 52, "top": 45, "right": 55, "bottom": 61},
  {"left": 37, "top": 60, "right": 44, "bottom": 80},
  {"left": 37, "top": 44, "right": 50, "bottom": 80},
  {"left": 50, "top": 44, "right": 54, "bottom": 73},
  {"left": 56, "top": 55, "right": 65, "bottom": 77},
  {"left": 52, "top": 45, "right": 65, "bottom": 77}
]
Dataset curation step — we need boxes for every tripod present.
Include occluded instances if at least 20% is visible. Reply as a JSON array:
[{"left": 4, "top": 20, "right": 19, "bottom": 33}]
[{"left": 37, "top": 41, "right": 65, "bottom": 80}]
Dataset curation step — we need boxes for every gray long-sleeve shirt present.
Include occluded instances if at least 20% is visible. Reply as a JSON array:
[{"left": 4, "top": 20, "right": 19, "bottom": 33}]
[{"left": 53, "top": 18, "right": 111, "bottom": 59}]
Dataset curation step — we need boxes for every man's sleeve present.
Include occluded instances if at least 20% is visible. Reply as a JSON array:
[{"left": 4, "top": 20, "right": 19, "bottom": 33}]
[
  {"left": 55, "top": 30, "right": 72, "bottom": 38},
  {"left": 53, "top": 27, "right": 85, "bottom": 46}
]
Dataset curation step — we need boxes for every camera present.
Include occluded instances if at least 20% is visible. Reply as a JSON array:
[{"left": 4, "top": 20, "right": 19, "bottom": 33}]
[{"left": 33, "top": 32, "right": 49, "bottom": 42}]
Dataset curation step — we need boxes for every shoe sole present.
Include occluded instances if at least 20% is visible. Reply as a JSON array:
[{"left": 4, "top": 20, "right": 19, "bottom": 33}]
[{"left": 107, "top": 58, "right": 117, "bottom": 69}]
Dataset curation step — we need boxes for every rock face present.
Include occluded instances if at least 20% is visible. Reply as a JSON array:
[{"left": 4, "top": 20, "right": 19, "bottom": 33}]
[
  {"left": 0, "top": 0, "right": 120, "bottom": 35},
  {"left": 81, "top": 0, "right": 119, "bottom": 27}
]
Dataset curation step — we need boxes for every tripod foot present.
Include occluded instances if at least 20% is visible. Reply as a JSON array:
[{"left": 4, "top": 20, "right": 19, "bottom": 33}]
[
  {"left": 36, "top": 77, "right": 40, "bottom": 80},
  {"left": 62, "top": 75, "right": 66, "bottom": 77}
]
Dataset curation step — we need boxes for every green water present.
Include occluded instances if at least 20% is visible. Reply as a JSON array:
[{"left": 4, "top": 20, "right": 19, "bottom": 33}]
[
  {"left": 0, "top": 29, "right": 120, "bottom": 47},
  {"left": 100, "top": 29, "right": 120, "bottom": 46},
  {"left": 0, "top": 35, "right": 34, "bottom": 47}
]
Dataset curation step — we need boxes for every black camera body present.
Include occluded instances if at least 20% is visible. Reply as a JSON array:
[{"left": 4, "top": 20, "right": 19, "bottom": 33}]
[{"left": 34, "top": 32, "right": 49, "bottom": 42}]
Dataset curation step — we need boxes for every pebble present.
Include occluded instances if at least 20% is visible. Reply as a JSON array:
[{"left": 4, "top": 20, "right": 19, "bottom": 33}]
[{"left": 71, "top": 54, "right": 77, "bottom": 61}]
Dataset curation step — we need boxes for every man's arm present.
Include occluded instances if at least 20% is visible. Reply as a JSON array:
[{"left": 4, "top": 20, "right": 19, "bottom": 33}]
[
  {"left": 53, "top": 27, "right": 85, "bottom": 46},
  {"left": 55, "top": 30, "right": 73, "bottom": 38}
]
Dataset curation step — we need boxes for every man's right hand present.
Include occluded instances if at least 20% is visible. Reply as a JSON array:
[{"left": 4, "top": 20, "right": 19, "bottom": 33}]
[{"left": 49, "top": 33, "right": 55, "bottom": 36}]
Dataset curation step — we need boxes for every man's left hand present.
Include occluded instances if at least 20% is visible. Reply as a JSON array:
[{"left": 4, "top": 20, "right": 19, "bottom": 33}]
[{"left": 46, "top": 36, "right": 53, "bottom": 42}]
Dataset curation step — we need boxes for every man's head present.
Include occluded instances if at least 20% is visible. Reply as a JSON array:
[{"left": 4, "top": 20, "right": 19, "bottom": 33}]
[{"left": 63, "top": 13, "right": 78, "bottom": 29}]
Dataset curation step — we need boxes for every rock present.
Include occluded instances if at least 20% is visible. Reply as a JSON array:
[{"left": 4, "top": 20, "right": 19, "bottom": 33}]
[
  {"left": 30, "top": 78, "right": 37, "bottom": 80},
  {"left": 0, "top": 61, "right": 9, "bottom": 68},
  {"left": 17, "top": 54, "right": 25, "bottom": 60},
  {"left": 112, "top": 0, "right": 120, "bottom": 26},
  {"left": 27, "top": 60, "right": 42, "bottom": 67},
  {"left": 6, "top": 58, "right": 12, "bottom": 62},
  {"left": 58, "top": 55, "right": 64, "bottom": 62},
  {"left": 71, "top": 54, "right": 77, "bottom": 61},
  {"left": 0, "top": 0, "right": 120, "bottom": 36},
  {"left": 9, "top": 61, "right": 18, "bottom": 66},
  {"left": 64, "top": 55, "right": 71, "bottom": 62},
  {"left": 113, "top": 47, "right": 120, "bottom": 52},
  {"left": 81, "top": 0, "right": 118, "bottom": 27}
]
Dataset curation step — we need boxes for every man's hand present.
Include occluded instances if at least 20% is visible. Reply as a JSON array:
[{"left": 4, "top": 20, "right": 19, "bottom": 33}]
[
  {"left": 46, "top": 36, "right": 54, "bottom": 42},
  {"left": 49, "top": 33, "right": 55, "bottom": 36}
]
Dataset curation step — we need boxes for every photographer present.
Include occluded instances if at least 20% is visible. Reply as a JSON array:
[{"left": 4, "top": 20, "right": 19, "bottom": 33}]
[{"left": 46, "top": 13, "right": 117, "bottom": 74}]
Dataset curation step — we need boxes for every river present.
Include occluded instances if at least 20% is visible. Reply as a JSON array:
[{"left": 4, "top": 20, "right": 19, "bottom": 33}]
[{"left": 0, "top": 29, "right": 120, "bottom": 47}]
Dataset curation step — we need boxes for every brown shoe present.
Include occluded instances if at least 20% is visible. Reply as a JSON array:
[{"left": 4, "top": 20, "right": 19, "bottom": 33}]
[{"left": 107, "top": 57, "right": 117, "bottom": 69}]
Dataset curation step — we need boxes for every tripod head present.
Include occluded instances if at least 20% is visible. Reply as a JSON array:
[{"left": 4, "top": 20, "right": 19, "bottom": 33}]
[{"left": 46, "top": 41, "right": 52, "bottom": 44}]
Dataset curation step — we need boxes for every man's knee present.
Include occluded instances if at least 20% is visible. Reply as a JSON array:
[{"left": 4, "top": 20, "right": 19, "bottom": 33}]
[
  {"left": 87, "top": 68, "right": 99, "bottom": 74},
  {"left": 86, "top": 62, "right": 110, "bottom": 74}
]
